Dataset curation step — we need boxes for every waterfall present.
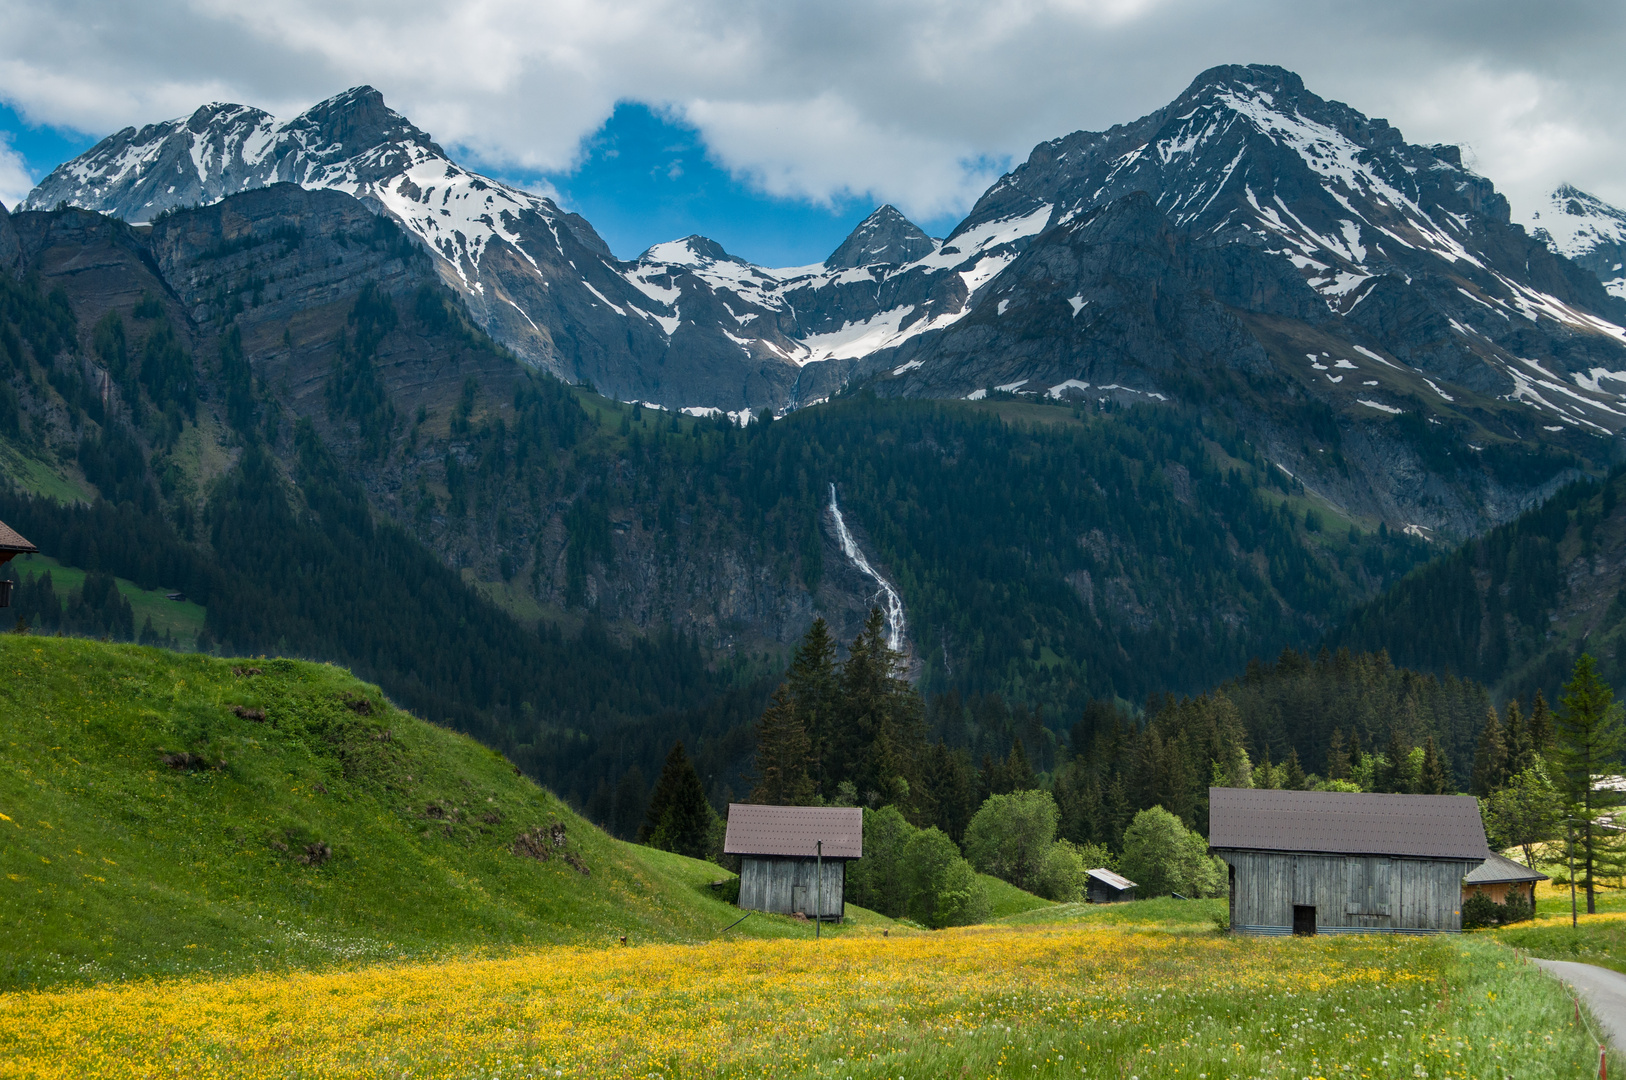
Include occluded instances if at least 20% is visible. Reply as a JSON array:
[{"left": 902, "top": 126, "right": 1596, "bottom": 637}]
[{"left": 827, "top": 483, "right": 906, "bottom": 654}]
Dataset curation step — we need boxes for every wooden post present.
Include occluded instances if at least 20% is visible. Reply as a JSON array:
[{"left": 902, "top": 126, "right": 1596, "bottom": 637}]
[
  {"left": 816, "top": 840, "right": 822, "bottom": 940},
  {"left": 1571, "top": 821, "right": 1579, "bottom": 930}
]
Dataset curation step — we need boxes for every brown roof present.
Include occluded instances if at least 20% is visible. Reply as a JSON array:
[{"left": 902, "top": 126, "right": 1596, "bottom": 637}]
[
  {"left": 1209, "top": 787, "right": 1490, "bottom": 860},
  {"left": 0, "top": 518, "right": 36, "bottom": 554},
  {"left": 723, "top": 804, "right": 863, "bottom": 858},
  {"left": 1465, "top": 851, "right": 1549, "bottom": 885}
]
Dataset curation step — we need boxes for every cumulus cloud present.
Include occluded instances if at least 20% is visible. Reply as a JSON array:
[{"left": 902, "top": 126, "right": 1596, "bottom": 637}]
[
  {"left": 0, "top": 134, "right": 32, "bottom": 210},
  {"left": 2, "top": 0, "right": 1625, "bottom": 226}
]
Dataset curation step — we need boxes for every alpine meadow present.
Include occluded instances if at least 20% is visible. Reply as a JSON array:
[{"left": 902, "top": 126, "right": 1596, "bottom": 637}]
[{"left": 7, "top": 23, "right": 1626, "bottom": 1080}]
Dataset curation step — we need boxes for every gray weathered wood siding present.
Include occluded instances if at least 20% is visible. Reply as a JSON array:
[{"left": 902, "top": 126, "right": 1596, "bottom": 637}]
[
  {"left": 739, "top": 856, "right": 847, "bottom": 918},
  {"left": 1215, "top": 849, "right": 1475, "bottom": 934}
]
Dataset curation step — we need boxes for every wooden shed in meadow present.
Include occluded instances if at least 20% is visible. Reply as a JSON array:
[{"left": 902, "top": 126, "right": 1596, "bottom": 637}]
[
  {"left": 724, "top": 804, "right": 862, "bottom": 921},
  {"left": 1209, "top": 787, "right": 1491, "bottom": 935},
  {"left": 1085, "top": 868, "right": 1137, "bottom": 904}
]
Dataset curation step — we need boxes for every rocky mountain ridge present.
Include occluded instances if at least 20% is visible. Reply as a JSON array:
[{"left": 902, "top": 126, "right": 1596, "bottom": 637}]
[
  {"left": 1529, "top": 184, "right": 1626, "bottom": 300},
  {"left": 21, "top": 65, "right": 1626, "bottom": 539}
]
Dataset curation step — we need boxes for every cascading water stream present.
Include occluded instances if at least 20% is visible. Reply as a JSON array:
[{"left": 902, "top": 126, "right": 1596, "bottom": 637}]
[{"left": 827, "top": 483, "right": 906, "bottom": 654}]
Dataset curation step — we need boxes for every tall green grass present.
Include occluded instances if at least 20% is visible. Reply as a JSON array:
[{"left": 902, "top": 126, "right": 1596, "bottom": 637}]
[{"left": 0, "top": 636, "right": 894, "bottom": 990}]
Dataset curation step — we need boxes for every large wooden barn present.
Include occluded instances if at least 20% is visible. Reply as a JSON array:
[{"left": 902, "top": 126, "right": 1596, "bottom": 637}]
[
  {"left": 723, "top": 804, "right": 862, "bottom": 921},
  {"left": 1209, "top": 788, "right": 1491, "bottom": 935}
]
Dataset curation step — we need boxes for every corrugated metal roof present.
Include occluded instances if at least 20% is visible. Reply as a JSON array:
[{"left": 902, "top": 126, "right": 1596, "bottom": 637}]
[
  {"left": 1209, "top": 787, "right": 1490, "bottom": 859},
  {"left": 723, "top": 804, "right": 863, "bottom": 858},
  {"left": 0, "top": 519, "right": 36, "bottom": 554},
  {"left": 1465, "top": 851, "right": 1549, "bottom": 884},
  {"left": 1087, "top": 868, "right": 1136, "bottom": 890}
]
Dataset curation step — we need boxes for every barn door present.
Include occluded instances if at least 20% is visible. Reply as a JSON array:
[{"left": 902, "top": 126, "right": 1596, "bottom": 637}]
[
  {"left": 1293, "top": 905, "right": 1317, "bottom": 936},
  {"left": 791, "top": 885, "right": 808, "bottom": 915}
]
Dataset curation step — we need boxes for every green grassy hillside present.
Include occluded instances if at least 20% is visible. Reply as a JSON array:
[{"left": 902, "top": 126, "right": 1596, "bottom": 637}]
[{"left": 0, "top": 636, "right": 892, "bottom": 991}]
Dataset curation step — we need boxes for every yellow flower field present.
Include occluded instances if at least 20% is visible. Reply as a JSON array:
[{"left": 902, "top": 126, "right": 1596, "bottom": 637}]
[{"left": 0, "top": 923, "right": 1603, "bottom": 1079}]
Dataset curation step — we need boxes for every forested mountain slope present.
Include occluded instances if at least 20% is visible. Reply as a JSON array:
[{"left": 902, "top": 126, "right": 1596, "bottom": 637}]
[{"left": 1328, "top": 466, "right": 1626, "bottom": 705}]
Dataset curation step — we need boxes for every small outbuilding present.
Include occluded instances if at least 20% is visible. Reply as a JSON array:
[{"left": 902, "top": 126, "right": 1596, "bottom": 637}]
[
  {"left": 723, "top": 804, "right": 862, "bottom": 921},
  {"left": 0, "top": 518, "right": 37, "bottom": 609},
  {"left": 1463, "top": 851, "right": 1547, "bottom": 908},
  {"left": 1086, "top": 867, "right": 1137, "bottom": 904},
  {"left": 1209, "top": 787, "right": 1491, "bottom": 935}
]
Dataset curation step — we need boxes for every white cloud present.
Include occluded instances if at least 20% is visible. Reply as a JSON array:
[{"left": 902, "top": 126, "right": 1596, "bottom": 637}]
[
  {"left": 2, "top": 0, "right": 1626, "bottom": 226},
  {"left": 0, "top": 133, "right": 33, "bottom": 210}
]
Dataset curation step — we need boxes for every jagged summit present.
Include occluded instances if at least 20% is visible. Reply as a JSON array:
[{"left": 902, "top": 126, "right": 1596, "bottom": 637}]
[
  {"left": 825, "top": 205, "right": 937, "bottom": 268},
  {"left": 1529, "top": 184, "right": 1626, "bottom": 299}
]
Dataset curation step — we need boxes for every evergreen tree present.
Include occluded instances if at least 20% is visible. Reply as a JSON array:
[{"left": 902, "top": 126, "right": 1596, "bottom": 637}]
[
  {"left": 1379, "top": 728, "right": 1409, "bottom": 793},
  {"left": 1551, "top": 654, "right": 1626, "bottom": 914},
  {"left": 1254, "top": 743, "right": 1276, "bottom": 789},
  {"left": 1471, "top": 707, "right": 1508, "bottom": 796},
  {"left": 1348, "top": 727, "right": 1363, "bottom": 766},
  {"left": 1283, "top": 747, "right": 1308, "bottom": 791},
  {"left": 786, "top": 617, "right": 837, "bottom": 793},
  {"left": 1419, "top": 736, "right": 1448, "bottom": 795},
  {"left": 1004, "top": 737, "right": 1037, "bottom": 793},
  {"left": 1530, "top": 690, "right": 1555, "bottom": 751},
  {"left": 1325, "top": 727, "right": 1350, "bottom": 780},
  {"left": 749, "top": 684, "right": 814, "bottom": 805},
  {"left": 1504, "top": 699, "right": 1534, "bottom": 775},
  {"left": 639, "top": 742, "right": 717, "bottom": 859}
]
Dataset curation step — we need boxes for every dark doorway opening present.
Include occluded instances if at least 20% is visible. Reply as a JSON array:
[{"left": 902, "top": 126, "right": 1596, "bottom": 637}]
[{"left": 1292, "top": 905, "right": 1317, "bottom": 936}]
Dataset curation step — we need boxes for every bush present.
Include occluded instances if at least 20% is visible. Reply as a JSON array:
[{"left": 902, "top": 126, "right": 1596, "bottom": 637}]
[
  {"left": 1461, "top": 891, "right": 1501, "bottom": 930},
  {"left": 846, "top": 806, "right": 915, "bottom": 917},
  {"left": 1036, "top": 840, "right": 1087, "bottom": 902},
  {"left": 1119, "top": 807, "right": 1227, "bottom": 898},
  {"left": 902, "top": 827, "right": 989, "bottom": 928},
  {"left": 963, "top": 790, "right": 1061, "bottom": 893},
  {"left": 1461, "top": 889, "right": 1534, "bottom": 929}
]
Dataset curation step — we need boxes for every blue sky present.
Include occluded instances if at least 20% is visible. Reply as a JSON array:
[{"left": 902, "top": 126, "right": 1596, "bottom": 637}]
[{"left": 0, "top": 99, "right": 966, "bottom": 267}]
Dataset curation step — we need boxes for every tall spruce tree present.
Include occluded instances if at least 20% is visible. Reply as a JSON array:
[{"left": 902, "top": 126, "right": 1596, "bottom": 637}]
[
  {"left": 1551, "top": 654, "right": 1626, "bottom": 914},
  {"left": 1379, "top": 728, "right": 1409, "bottom": 793},
  {"left": 1284, "top": 747, "right": 1308, "bottom": 791},
  {"left": 1419, "top": 736, "right": 1448, "bottom": 795},
  {"left": 749, "top": 684, "right": 815, "bottom": 805},
  {"left": 1325, "top": 727, "right": 1350, "bottom": 780},
  {"left": 786, "top": 617, "right": 837, "bottom": 794},
  {"left": 1504, "top": 700, "right": 1534, "bottom": 775},
  {"left": 1471, "top": 707, "right": 1508, "bottom": 796},
  {"left": 1530, "top": 690, "right": 1555, "bottom": 752},
  {"left": 639, "top": 742, "right": 717, "bottom": 859}
]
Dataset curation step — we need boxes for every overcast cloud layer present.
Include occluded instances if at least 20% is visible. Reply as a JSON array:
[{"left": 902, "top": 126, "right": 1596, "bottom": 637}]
[{"left": 3, "top": 0, "right": 1625, "bottom": 231}]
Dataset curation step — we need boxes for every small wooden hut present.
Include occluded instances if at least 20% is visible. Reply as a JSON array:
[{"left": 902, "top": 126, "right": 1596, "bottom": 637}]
[
  {"left": 0, "top": 518, "right": 38, "bottom": 608},
  {"left": 1086, "top": 867, "right": 1137, "bottom": 904},
  {"left": 1209, "top": 787, "right": 1491, "bottom": 935},
  {"left": 723, "top": 804, "right": 862, "bottom": 921},
  {"left": 1463, "top": 851, "right": 1547, "bottom": 907}
]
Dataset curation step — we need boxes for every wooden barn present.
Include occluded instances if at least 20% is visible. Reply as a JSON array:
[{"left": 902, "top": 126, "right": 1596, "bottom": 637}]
[
  {"left": 0, "top": 519, "right": 37, "bottom": 608},
  {"left": 723, "top": 804, "right": 862, "bottom": 921},
  {"left": 1463, "top": 851, "right": 1547, "bottom": 907},
  {"left": 1209, "top": 787, "right": 1491, "bottom": 935},
  {"left": 1086, "top": 867, "right": 1137, "bottom": 904}
]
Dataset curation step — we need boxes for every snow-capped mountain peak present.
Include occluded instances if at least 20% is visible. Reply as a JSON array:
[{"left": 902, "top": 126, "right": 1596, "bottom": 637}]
[{"left": 1528, "top": 184, "right": 1626, "bottom": 299}]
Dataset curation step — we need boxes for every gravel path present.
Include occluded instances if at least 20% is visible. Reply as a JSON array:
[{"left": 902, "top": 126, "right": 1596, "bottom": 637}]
[{"left": 1532, "top": 958, "right": 1626, "bottom": 1052}]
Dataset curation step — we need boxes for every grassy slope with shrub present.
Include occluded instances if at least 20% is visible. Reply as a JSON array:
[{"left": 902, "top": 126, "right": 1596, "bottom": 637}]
[{"left": 0, "top": 637, "right": 893, "bottom": 991}]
